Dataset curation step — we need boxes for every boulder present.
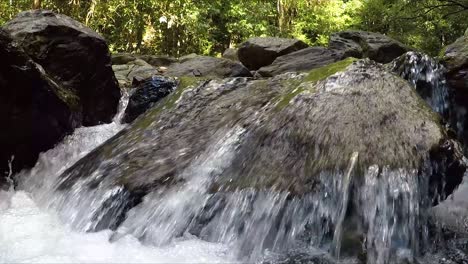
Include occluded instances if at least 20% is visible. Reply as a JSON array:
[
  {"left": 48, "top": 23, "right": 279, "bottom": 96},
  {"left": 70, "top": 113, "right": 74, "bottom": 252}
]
[
  {"left": 122, "top": 76, "right": 177, "bottom": 123},
  {"left": 329, "top": 30, "right": 411, "bottom": 63},
  {"left": 3, "top": 10, "right": 121, "bottom": 126},
  {"left": 237, "top": 37, "right": 308, "bottom": 70},
  {"left": 164, "top": 55, "right": 252, "bottom": 78},
  {"left": 57, "top": 60, "right": 463, "bottom": 242},
  {"left": 0, "top": 29, "right": 75, "bottom": 187},
  {"left": 257, "top": 47, "right": 346, "bottom": 77},
  {"left": 222, "top": 48, "right": 239, "bottom": 61}
]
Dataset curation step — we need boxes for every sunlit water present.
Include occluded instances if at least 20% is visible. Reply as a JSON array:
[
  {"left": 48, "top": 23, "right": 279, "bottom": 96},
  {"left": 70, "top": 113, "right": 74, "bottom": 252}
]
[{"left": 0, "top": 94, "right": 237, "bottom": 264}]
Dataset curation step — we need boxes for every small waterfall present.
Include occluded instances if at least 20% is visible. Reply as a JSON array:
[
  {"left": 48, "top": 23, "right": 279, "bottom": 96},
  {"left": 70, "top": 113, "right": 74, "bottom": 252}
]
[{"left": 392, "top": 51, "right": 450, "bottom": 117}]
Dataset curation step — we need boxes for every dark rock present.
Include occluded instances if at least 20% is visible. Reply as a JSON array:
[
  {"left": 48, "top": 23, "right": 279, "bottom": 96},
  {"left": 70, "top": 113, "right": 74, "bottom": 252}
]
[
  {"left": 257, "top": 47, "right": 346, "bottom": 77},
  {"left": 164, "top": 55, "right": 252, "bottom": 78},
  {"left": 3, "top": 10, "right": 121, "bottom": 126},
  {"left": 238, "top": 37, "right": 308, "bottom": 70},
  {"left": 122, "top": 76, "right": 177, "bottom": 123},
  {"left": 0, "top": 29, "right": 75, "bottom": 185},
  {"left": 439, "top": 33, "right": 468, "bottom": 154},
  {"left": 222, "top": 48, "right": 239, "bottom": 61},
  {"left": 329, "top": 30, "right": 411, "bottom": 63}
]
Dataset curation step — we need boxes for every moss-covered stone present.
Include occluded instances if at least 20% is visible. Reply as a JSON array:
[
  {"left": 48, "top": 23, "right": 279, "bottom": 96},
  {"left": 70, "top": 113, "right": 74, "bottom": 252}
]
[
  {"left": 304, "top": 57, "right": 357, "bottom": 83},
  {"left": 274, "top": 58, "right": 357, "bottom": 110}
]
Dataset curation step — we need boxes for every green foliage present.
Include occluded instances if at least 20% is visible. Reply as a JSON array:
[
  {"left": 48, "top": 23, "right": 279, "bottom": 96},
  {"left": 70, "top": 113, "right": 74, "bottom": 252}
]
[{"left": 1, "top": 0, "right": 468, "bottom": 56}]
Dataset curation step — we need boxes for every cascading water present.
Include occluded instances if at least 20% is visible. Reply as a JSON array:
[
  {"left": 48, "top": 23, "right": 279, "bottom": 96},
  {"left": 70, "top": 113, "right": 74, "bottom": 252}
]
[
  {"left": 0, "top": 92, "right": 234, "bottom": 263},
  {"left": 392, "top": 51, "right": 450, "bottom": 117},
  {"left": 0, "top": 59, "right": 465, "bottom": 264}
]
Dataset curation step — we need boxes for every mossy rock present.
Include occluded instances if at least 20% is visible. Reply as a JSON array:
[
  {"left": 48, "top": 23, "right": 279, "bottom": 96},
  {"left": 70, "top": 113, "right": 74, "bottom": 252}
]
[{"left": 59, "top": 59, "right": 462, "bottom": 197}]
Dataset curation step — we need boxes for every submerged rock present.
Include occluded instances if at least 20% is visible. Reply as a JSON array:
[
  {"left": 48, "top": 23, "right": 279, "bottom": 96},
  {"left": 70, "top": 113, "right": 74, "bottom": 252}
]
[
  {"left": 238, "top": 37, "right": 309, "bottom": 70},
  {"left": 3, "top": 10, "right": 120, "bottom": 126},
  {"left": 122, "top": 76, "right": 177, "bottom": 123},
  {"left": 0, "top": 29, "right": 75, "bottom": 186},
  {"left": 329, "top": 30, "right": 411, "bottom": 63},
  {"left": 53, "top": 59, "right": 465, "bottom": 263}
]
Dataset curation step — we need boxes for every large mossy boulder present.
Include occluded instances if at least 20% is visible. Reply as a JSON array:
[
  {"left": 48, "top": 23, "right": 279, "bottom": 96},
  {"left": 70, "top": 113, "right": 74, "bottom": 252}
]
[
  {"left": 3, "top": 10, "right": 120, "bottom": 126},
  {"left": 237, "top": 37, "right": 308, "bottom": 70},
  {"left": 57, "top": 59, "right": 463, "bottom": 212},
  {"left": 164, "top": 55, "right": 252, "bottom": 78},
  {"left": 257, "top": 47, "right": 346, "bottom": 77},
  {"left": 53, "top": 59, "right": 466, "bottom": 261},
  {"left": 0, "top": 29, "right": 75, "bottom": 188},
  {"left": 329, "top": 31, "right": 411, "bottom": 63}
]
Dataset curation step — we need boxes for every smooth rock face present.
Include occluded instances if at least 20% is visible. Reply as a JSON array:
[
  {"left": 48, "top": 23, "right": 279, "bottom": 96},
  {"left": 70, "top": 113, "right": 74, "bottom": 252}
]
[
  {"left": 0, "top": 29, "right": 75, "bottom": 187},
  {"left": 237, "top": 37, "right": 308, "bottom": 70},
  {"left": 329, "top": 30, "right": 411, "bottom": 63},
  {"left": 257, "top": 47, "right": 345, "bottom": 77},
  {"left": 164, "top": 55, "right": 252, "bottom": 78},
  {"left": 3, "top": 10, "right": 121, "bottom": 126},
  {"left": 122, "top": 76, "right": 177, "bottom": 123}
]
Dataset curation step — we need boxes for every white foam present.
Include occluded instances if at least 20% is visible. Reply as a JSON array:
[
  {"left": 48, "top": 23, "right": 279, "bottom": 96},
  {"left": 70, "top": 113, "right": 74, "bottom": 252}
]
[{"left": 0, "top": 191, "right": 235, "bottom": 263}]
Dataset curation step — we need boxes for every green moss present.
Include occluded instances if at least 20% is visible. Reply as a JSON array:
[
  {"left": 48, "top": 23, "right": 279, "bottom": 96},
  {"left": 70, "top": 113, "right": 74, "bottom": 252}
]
[
  {"left": 274, "top": 58, "right": 357, "bottom": 111},
  {"left": 304, "top": 57, "right": 357, "bottom": 83}
]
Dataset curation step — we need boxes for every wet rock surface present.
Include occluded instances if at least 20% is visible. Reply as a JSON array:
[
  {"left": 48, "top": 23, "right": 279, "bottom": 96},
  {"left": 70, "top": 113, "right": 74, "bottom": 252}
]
[
  {"left": 3, "top": 10, "right": 120, "bottom": 126},
  {"left": 238, "top": 37, "right": 309, "bottom": 70},
  {"left": 0, "top": 29, "right": 75, "bottom": 186}
]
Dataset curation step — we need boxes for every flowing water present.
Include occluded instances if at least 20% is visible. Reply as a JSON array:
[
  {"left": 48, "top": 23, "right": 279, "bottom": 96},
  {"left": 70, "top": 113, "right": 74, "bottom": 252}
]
[
  {"left": 0, "top": 59, "right": 465, "bottom": 264},
  {"left": 0, "top": 93, "right": 235, "bottom": 263}
]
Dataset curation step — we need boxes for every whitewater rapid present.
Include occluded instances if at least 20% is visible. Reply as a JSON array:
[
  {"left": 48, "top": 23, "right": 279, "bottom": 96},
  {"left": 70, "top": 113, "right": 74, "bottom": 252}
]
[{"left": 0, "top": 95, "right": 236, "bottom": 263}]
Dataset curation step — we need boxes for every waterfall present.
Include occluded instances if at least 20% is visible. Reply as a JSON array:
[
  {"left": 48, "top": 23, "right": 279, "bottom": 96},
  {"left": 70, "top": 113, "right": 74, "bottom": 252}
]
[{"left": 392, "top": 51, "right": 450, "bottom": 117}]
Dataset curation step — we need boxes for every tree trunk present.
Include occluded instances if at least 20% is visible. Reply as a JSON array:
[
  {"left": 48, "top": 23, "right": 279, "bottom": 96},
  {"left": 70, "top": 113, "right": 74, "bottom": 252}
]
[{"left": 33, "top": 0, "right": 41, "bottom": 9}]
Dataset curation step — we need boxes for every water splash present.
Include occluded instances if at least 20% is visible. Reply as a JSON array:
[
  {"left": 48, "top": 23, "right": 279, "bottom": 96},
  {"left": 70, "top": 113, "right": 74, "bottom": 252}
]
[{"left": 392, "top": 51, "right": 450, "bottom": 116}]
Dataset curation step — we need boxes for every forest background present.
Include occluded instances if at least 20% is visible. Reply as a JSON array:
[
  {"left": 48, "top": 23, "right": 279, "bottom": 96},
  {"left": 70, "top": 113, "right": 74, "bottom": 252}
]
[{"left": 2, "top": 0, "right": 468, "bottom": 57}]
